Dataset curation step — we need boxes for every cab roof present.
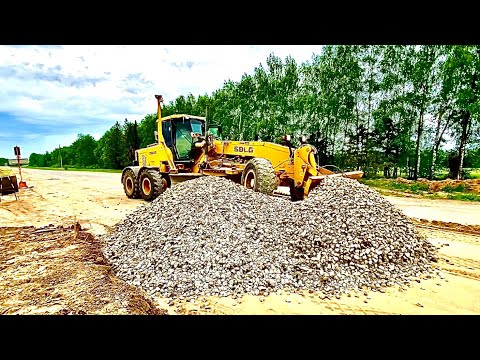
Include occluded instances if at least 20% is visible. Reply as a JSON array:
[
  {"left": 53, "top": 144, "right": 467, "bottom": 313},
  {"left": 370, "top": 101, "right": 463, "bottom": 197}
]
[{"left": 157, "top": 114, "right": 206, "bottom": 122}]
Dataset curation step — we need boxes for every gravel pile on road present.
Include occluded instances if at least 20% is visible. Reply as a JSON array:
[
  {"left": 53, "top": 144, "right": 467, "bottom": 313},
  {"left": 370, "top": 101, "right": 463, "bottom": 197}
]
[{"left": 102, "top": 176, "right": 437, "bottom": 299}]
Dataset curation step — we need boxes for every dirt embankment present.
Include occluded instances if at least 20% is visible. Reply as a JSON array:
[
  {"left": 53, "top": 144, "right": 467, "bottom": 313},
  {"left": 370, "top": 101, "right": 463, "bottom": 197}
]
[
  {"left": 398, "top": 178, "right": 480, "bottom": 194},
  {"left": 0, "top": 224, "right": 166, "bottom": 315}
]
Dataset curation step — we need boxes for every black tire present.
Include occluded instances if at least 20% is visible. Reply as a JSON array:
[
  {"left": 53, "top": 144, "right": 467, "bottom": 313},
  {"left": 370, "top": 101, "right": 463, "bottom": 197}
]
[
  {"left": 122, "top": 168, "right": 140, "bottom": 199},
  {"left": 139, "top": 170, "right": 166, "bottom": 201},
  {"left": 241, "top": 158, "right": 278, "bottom": 195},
  {"left": 160, "top": 173, "right": 172, "bottom": 189}
]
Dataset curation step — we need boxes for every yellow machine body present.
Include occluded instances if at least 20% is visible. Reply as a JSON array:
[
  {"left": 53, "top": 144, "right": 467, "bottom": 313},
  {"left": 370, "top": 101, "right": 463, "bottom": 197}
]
[{"left": 121, "top": 95, "right": 363, "bottom": 201}]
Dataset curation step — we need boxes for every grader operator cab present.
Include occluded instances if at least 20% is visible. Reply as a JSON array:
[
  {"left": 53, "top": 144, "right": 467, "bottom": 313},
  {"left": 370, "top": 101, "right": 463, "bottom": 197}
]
[
  {"left": 121, "top": 94, "right": 363, "bottom": 202},
  {"left": 150, "top": 115, "right": 206, "bottom": 163}
]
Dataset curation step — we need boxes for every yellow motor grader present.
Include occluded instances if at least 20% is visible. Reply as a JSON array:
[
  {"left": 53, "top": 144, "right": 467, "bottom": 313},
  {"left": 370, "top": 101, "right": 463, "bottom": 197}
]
[{"left": 121, "top": 95, "right": 363, "bottom": 201}]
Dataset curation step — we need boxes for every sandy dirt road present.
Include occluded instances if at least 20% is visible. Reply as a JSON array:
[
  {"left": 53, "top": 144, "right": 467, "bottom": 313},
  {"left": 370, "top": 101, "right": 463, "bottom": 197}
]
[
  {"left": 386, "top": 196, "right": 480, "bottom": 226},
  {"left": 1, "top": 168, "right": 479, "bottom": 315},
  {"left": 0, "top": 169, "right": 140, "bottom": 234}
]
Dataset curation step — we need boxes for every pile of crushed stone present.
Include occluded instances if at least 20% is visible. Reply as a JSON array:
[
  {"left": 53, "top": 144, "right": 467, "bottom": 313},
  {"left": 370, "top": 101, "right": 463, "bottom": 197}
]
[{"left": 102, "top": 176, "right": 437, "bottom": 300}]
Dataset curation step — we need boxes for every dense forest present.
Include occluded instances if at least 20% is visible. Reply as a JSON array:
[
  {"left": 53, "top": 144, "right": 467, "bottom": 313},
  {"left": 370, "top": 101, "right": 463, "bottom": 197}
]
[{"left": 29, "top": 45, "right": 480, "bottom": 179}]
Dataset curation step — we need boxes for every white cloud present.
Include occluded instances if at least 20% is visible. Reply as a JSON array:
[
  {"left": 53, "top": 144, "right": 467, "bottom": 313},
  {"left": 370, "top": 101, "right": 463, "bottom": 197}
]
[{"left": 0, "top": 45, "right": 324, "bottom": 158}]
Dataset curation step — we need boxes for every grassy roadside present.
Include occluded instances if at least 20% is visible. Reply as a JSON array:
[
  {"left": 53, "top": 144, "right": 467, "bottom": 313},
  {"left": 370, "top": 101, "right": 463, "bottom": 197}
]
[
  {"left": 361, "top": 178, "right": 480, "bottom": 202},
  {"left": 26, "top": 166, "right": 122, "bottom": 173}
]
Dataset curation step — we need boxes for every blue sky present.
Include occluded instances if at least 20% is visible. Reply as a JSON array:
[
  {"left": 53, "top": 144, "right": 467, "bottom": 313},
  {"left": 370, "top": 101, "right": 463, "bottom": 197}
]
[{"left": 0, "top": 45, "right": 324, "bottom": 159}]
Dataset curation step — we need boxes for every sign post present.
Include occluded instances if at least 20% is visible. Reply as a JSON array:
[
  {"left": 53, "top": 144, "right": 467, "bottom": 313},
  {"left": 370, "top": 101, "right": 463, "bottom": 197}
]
[{"left": 14, "top": 145, "right": 27, "bottom": 189}]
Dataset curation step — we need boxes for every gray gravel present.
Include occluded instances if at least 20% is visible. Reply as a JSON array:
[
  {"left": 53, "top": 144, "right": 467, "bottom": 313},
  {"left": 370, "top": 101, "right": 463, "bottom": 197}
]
[{"left": 101, "top": 175, "right": 437, "bottom": 299}]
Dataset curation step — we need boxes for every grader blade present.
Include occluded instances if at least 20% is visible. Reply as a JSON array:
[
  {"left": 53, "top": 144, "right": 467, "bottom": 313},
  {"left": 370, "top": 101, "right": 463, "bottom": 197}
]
[
  {"left": 309, "top": 170, "right": 364, "bottom": 182},
  {"left": 168, "top": 173, "right": 205, "bottom": 184}
]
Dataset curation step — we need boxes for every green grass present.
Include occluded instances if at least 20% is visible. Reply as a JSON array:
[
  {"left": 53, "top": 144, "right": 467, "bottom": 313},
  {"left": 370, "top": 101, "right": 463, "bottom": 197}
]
[
  {"left": 27, "top": 166, "right": 122, "bottom": 173},
  {"left": 424, "top": 192, "right": 480, "bottom": 202},
  {"left": 445, "top": 193, "right": 480, "bottom": 201},
  {"left": 434, "top": 168, "right": 480, "bottom": 180},
  {"left": 466, "top": 170, "right": 480, "bottom": 179},
  {"left": 442, "top": 184, "right": 465, "bottom": 193}
]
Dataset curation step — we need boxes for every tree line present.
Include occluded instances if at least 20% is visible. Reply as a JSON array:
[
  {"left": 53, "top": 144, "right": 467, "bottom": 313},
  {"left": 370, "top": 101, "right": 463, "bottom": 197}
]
[
  {"left": 29, "top": 45, "right": 480, "bottom": 179},
  {"left": 29, "top": 120, "right": 140, "bottom": 170}
]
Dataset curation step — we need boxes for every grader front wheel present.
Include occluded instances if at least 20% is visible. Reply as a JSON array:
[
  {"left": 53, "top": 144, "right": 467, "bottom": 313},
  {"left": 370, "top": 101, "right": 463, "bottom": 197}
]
[
  {"left": 139, "top": 170, "right": 166, "bottom": 201},
  {"left": 241, "top": 158, "right": 278, "bottom": 195}
]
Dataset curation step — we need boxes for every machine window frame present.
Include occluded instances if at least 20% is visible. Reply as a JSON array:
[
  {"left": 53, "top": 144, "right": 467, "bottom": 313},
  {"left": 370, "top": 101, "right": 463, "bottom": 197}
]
[{"left": 162, "top": 120, "right": 173, "bottom": 147}]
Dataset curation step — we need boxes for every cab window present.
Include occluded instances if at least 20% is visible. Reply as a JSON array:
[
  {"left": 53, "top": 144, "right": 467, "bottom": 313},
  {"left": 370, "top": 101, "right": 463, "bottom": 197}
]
[
  {"left": 175, "top": 121, "right": 192, "bottom": 159},
  {"left": 162, "top": 120, "right": 172, "bottom": 147},
  {"left": 191, "top": 120, "right": 204, "bottom": 136}
]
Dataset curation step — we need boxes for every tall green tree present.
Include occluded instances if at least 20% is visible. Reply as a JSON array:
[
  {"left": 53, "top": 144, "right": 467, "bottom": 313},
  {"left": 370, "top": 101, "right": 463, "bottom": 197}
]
[
  {"left": 28, "top": 153, "right": 45, "bottom": 167},
  {"left": 403, "top": 46, "right": 442, "bottom": 179},
  {"left": 443, "top": 45, "right": 480, "bottom": 179},
  {"left": 95, "top": 122, "right": 128, "bottom": 169},
  {"left": 124, "top": 119, "right": 140, "bottom": 163},
  {"left": 137, "top": 114, "right": 158, "bottom": 148},
  {"left": 71, "top": 134, "right": 97, "bottom": 167}
]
